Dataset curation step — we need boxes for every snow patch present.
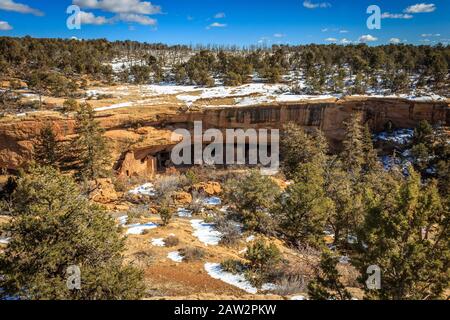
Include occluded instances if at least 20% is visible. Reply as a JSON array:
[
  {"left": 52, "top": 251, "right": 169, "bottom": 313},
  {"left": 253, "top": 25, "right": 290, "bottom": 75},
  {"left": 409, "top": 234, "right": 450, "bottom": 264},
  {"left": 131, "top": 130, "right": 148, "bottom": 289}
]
[
  {"left": 204, "top": 263, "right": 258, "bottom": 294},
  {"left": 126, "top": 222, "right": 158, "bottom": 235},
  {"left": 0, "top": 237, "right": 11, "bottom": 245},
  {"left": 191, "top": 219, "right": 222, "bottom": 246},
  {"left": 117, "top": 215, "right": 128, "bottom": 226},
  {"left": 151, "top": 238, "right": 165, "bottom": 247},
  {"left": 291, "top": 295, "right": 307, "bottom": 300},
  {"left": 177, "top": 208, "right": 193, "bottom": 218},
  {"left": 168, "top": 251, "right": 184, "bottom": 263},
  {"left": 128, "top": 183, "right": 156, "bottom": 197},
  {"left": 203, "top": 197, "right": 222, "bottom": 206},
  {"left": 94, "top": 102, "right": 133, "bottom": 112}
]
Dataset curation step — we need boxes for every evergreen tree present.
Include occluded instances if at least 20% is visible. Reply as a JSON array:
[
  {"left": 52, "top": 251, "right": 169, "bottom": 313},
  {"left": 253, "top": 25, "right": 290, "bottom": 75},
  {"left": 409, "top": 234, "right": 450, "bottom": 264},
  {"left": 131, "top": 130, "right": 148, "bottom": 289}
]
[
  {"left": 224, "top": 170, "right": 281, "bottom": 235},
  {"left": 34, "top": 124, "right": 61, "bottom": 168},
  {"left": 362, "top": 123, "right": 379, "bottom": 173},
  {"left": 273, "top": 161, "right": 334, "bottom": 247},
  {"left": 340, "top": 113, "right": 365, "bottom": 178},
  {"left": 308, "top": 250, "right": 352, "bottom": 300},
  {"left": 0, "top": 165, "right": 145, "bottom": 300},
  {"left": 355, "top": 169, "right": 450, "bottom": 300},
  {"left": 280, "top": 123, "right": 328, "bottom": 179},
  {"left": 72, "top": 103, "right": 110, "bottom": 182}
]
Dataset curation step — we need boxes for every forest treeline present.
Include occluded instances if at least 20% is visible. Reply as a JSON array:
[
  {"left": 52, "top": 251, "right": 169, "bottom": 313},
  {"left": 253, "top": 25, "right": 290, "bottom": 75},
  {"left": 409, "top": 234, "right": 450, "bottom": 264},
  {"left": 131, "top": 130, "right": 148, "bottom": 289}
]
[{"left": 0, "top": 36, "right": 448, "bottom": 98}]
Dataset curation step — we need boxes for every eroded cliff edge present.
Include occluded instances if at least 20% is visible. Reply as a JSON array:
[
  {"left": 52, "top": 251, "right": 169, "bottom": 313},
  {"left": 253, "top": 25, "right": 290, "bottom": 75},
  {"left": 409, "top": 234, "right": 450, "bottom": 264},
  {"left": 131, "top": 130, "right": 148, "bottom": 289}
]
[{"left": 0, "top": 97, "right": 448, "bottom": 174}]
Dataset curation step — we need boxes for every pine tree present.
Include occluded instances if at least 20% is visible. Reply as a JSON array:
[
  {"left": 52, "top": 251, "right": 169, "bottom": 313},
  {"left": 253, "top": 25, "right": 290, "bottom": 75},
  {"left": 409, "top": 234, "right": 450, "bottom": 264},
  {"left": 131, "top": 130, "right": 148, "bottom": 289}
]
[
  {"left": 308, "top": 250, "right": 352, "bottom": 300},
  {"left": 341, "top": 113, "right": 365, "bottom": 178},
  {"left": 273, "top": 161, "right": 334, "bottom": 247},
  {"left": 362, "top": 123, "right": 379, "bottom": 173},
  {"left": 354, "top": 169, "right": 450, "bottom": 300},
  {"left": 0, "top": 165, "right": 145, "bottom": 300},
  {"left": 280, "top": 123, "right": 328, "bottom": 179},
  {"left": 72, "top": 103, "right": 110, "bottom": 182},
  {"left": 34, "top": 124, "right": 61, "bottom": 167},
  {"left": 224, "top": 170, "right": 281, "bottom": 235}
]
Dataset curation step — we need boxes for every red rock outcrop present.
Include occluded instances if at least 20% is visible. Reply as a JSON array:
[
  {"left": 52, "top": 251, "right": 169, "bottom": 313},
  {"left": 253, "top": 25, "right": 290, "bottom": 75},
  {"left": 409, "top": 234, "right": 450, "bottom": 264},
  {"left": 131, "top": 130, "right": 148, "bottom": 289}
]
[{"left": 0, "top": 97, "right": 448, "bottom": 174}]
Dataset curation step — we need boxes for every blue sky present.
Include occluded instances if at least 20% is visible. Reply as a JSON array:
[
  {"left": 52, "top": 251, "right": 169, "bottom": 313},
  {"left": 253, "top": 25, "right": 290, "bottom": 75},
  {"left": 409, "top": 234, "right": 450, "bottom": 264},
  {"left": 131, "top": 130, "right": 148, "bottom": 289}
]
[{"left": 0, "top": 0, "right": 448, "bottom": 46}]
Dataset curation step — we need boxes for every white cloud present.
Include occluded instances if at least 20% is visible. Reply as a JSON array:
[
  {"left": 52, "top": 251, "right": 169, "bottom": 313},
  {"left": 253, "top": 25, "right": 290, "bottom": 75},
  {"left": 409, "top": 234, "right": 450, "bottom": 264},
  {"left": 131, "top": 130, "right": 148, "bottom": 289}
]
[
  {"left": 114, "top": 13, "right": 156, "bottom": 25},
  {"left": 404, "top": 3, "right": 436, "bottom": 13},
  {"left": 214, "top": 12, "right": 225, "bottom": 19},
  {"left": 207, "top": 22, "right": 227, "bottom": 29},
  {"left": 303, "top": 1, "right": 331, "bottom": 9},
  {"left": 358, "top": 34, "right": 378, "bottom": 42},
  {"left": 339, "top": 30, "right": 349, "bottom": 34},
  {"left": 325, "top": 37, "right": 337, "bottom": 42},
  {"left": 79, "top": 11, "right": 109, "bottom": 25},
  {"left": 0, "top": 20, "right": 12, "bottom": 30},
  {"left": 382, "top": 12, "right": 413, "bottom": 19},
  {"left": 421, "top": 33, "right": 440, "bottom": 37},
  {"left": 340, "top": 38, "right": 352, "bottom": 44},
  {"left": 389, "top": 38, "right": 401, "bottom": 44},
  {"left": 273, "top": 33, "right": 286, "bottom": 38},
  {"left": 73, "top": 0, "right": 161, "bottom": 15},
  {"left": 321, "top": 28, "right": 328, "bottom": 32},
  {"left": 0, "top": 0, "right": 43, "bottom": 16}
]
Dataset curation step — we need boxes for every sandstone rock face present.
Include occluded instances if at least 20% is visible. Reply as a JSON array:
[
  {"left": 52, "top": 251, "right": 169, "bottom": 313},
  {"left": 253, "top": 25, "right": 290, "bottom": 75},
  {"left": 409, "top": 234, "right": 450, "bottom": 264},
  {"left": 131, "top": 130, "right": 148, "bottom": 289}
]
[
  {"left": 193, "top": 182, "right": 222, "bottom": 196},
  {"left": 89, "top": 178, "right": 119, "bottom": 204},
  {"left": 172, "top": 191, "right": 193, "bottom": 205},
  {"left": 0, "top": 98, "right": 448, "bottom": 173}
]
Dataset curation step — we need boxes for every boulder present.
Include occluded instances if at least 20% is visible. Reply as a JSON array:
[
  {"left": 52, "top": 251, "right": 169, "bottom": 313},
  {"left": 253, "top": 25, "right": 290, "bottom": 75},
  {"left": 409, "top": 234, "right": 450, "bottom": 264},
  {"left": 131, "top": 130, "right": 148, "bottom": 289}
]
[
  {"left": 172, "top": 191, "right": 192, "bottom": 205},
  {"left": 193, "top": 181, "right": 222, "bottom": 196},
  {"left": 89, "top": 178, "right": 119, "bottom": 204}
]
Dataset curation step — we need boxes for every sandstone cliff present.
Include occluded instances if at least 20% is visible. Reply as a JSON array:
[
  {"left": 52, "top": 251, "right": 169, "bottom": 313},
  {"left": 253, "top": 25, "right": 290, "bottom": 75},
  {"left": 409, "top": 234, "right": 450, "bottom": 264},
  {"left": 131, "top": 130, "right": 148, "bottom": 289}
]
[{"left": 0, "top": 97, "right": 448, "bottom": 175}]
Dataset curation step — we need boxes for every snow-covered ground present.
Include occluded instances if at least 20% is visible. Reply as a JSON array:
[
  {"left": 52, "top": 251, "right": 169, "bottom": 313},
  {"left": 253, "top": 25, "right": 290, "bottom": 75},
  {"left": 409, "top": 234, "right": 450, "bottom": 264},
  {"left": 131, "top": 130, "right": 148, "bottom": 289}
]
[
  {"left": 191, "top": 220, "right": 222, "bottom": 246},
  {"left": 117, "top": 215, "right": 128, "bottom": 226},
  {"left": 151, "top": 238, "right": 165, "bottom": 247},
  {"left": 87, "top": 82, "right": 447, "bottom": 112},
  {"left": 374, "top": 129, "right": 414, "bottom": 145},
  {"left": 125, "top": 222, "right": 158, "bottom": 235},
  {"left": 168, "top": 251, "right": 184, "bottom": 263},
  {"left": 203, "top": 197, "right": 222, "bottom": 206},
  {"left": 204, "top": 263, "right": 278, "bottom": 294},
  {"left": 128, "top": 183, "right": 156, "bottom": 197},
  {"left": 177, "top": 208, "right": 193, "bottom": 218},
  {"left": 204, "top": 263, "right": 258, "bottom": 294},
  {"left": 0, "top": 237, "right": 11, "bottom": 245}
]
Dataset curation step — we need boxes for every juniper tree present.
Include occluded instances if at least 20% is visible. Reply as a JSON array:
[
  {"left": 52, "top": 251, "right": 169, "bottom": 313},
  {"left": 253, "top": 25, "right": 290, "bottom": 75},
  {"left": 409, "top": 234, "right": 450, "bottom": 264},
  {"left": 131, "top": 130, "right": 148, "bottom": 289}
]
[
  {"left": 308, "top": 250, "right": 352, "bottom": 300},
  {"left": 354, "top": 169, "right": 450, "bottom": 300},
  {"left": 273, "top": 161, "right": 334, "bottom": 248},
  {"left": 72, "top": 103, "right": 110, "bottom": 182},
  {"left": 340, "top": 113, "right": 365, "bottom": 179},
  {"left": 34, "top": 124, "right": 61, "bottom": 168},
  {"left": 0, "top": 165, "right": 145, "bottom": 300},
  {"left": 224, "top": 170, "right": 281, "bottom": 235},
  {"left": 280, "top": 123, "right": 328, "bottom": 180}
]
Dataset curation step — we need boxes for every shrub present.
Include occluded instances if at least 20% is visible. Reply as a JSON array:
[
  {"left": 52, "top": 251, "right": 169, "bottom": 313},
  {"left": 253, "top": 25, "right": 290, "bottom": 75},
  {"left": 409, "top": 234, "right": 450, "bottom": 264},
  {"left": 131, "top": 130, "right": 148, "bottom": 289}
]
[
  {"left": 214, "top": 215, "right": 242, "bottom": 246},
  {"left": 245, "top": 238, "right": 281, "bottom": 276},
  {"left": 127, "top": 205, "right": 150, "bottom": 224},
  {"left": 159, "top": 206, "right": 173, "bottom": 226},
  {"left": 62, "top": 98, "right": 79, "bottom": 113},
  {"left": 179, "top": 247, "right": 205, "bottom": 262},
  {"left": 221, "top": 259, "right": 245, "bottom": 275},
  {"left": 164, "top": 235, "right": 179, "bottom": 247}
]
